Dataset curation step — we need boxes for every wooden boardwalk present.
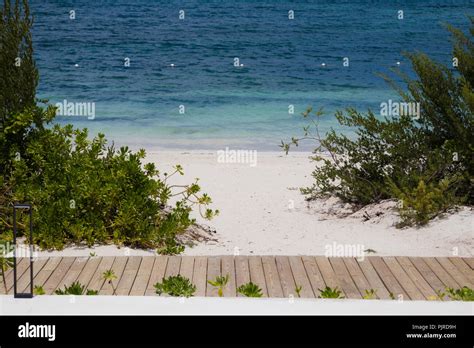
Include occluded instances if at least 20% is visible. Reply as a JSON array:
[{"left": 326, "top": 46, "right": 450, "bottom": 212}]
[{"left": 1, "top": 256, "right": 473, "bottom": 300}]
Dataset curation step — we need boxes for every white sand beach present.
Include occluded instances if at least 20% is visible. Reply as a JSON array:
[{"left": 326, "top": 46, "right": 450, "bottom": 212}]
[
  {"left": 145, "top": 151, "right": 473, "bottom": 257},
  {"left": 27, "top": 150, "right": 473, "bottom": 258}
]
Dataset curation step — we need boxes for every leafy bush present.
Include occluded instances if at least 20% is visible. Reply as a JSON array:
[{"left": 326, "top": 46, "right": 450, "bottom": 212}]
[
  {"left": 444, "top": 287, "right": 473, "bottom": 301},
  {"left": 6, "top": 121, "right": 217, "bottom": 251},
  {"left": 237, "top": 282, "right": 263, "bottom": 297},
  {"left": 55, "top": 281, "right": 97, "bottom": 295},
  {"left": 0, "top": 0, "right": 218, "bottom": 253},
  {"left": 318, "top": 286, "right": 344, "bottom": 299},
  {"left": 390, "top": 179, "right": 459, "bottom": 227},
  {"left": 154, "top": 275, "right": 196, "bottom": 297},
  {"left": 282, "top": 18, "right": 474, "bottom": 226}
]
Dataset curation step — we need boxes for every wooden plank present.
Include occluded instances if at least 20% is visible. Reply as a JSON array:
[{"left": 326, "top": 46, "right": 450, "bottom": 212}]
[
  {"left": 52, "top": 257, "right": 88, "bottom": 292},
  {"left": 315, "top": 256, "right": 342, "bottom": 295},
  {"left": 6, "top": 258, "right": 30, "bottom": 294},
  {"left": 221, "top": 256, "right": 236, "bottom": 297},
  {"left": 369, "top": 257, "right": 407, "bottom": 300},
  {"left": 145, "top": 256, "right": 168, "bottom": 296},
  {"left": 436, "top": 257, "right": 472, "bottom": 288},
  {"left": 17, "top": 257, "right": 49, "bottom": 293},
  {"left": 383, "top": 257, "right": 425, "bottom": 300},
  {"left": 75, "top": 257, "right": 101, "bottom": 289},
  {"left": 449, "top": 257, "right": 474, "bottom": 285},
  {"left": 357, "top": 258, "right": 391, "bottom": 299},
  {"left": 396, "top": 257, "right": 437, "bottom": 299},
  {"left": 27, "top": 257, "right": 62, "bottom": 294},
  {"left": 179, "top": 256, "right": 194, "bottom": 280},
  {"left": 115, "top": 256, "right": 141, "bottom": 296},
  {"left": 192, "top": 256, "right": 207, "bottom": 297},
  {"left": 165, "top": 256, "right": 181, "bottom": 278},
  {"left": 261, "top": 256, "right": 283, "bottom": 298},
  {"left": 423, "top": 257, "right": 460, "bottom": 289},
  {"left": 43, "top": 257, "right": 76, "bottom": 294},
  {"left": 409, "top": 257, "right": 447, "bottom": 295},
  {"left": 288, "top": 256, "right": 314, "bottom": 298},
  {"left": 302, "top": 256, "right": 326, "bottom": 297},
  {"left": 462, "top": 258, "right": 474, "bottom": 269},
  {"left": 129, "top": 257, "right": 155, "bottom": 296},
  {"left": 100, "top": 257, "right": 128, "bottom": 295},
  {"left": 87, "top": 257, "right": 115, "bottom": 293},
  {"left": 343, "top": 258, "right": 373, "bottom": 298},
  {"left": 329, "top": 257, "right": 361, "bottom": 299},
  {"left": 234, "top": 256, "right": 250, "bottom": 297},
  {"left": 248, "top": 256, "right": 268, "bottom": 297},
  {"left": 275, "top": 256, "right": 296, "bottom": 297},
  {"left": 206, "top": 257, "right": 221, "bottom": 297}
]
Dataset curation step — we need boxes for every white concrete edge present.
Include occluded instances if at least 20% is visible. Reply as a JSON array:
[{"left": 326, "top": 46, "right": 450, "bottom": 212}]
[{"left": 1, "top": 295, "right": 472, "bottom": 315}]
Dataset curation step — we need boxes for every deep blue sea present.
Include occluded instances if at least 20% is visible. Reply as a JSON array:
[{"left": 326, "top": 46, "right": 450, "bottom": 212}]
[{"left": 30, "top": 0, "right": 473, "bottom": 150}]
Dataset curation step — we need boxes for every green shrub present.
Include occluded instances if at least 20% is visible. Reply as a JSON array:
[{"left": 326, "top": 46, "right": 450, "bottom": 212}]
[
  {"left": 237, "top": 282, "right": 263, "bottom": 297},
  {"left": 318, "top": 286, "right": 344, "bottom": 299},
  {"left": 154, "top": 275, "right": 196, "bottom": 297},
  {"left": 6, "top": 120, "right": 218, "bottom": 251},
  {"left": 0, "top": 0, "right": 218, "bottom": 253},
  {"left": 391, "top": 179, "right": 460, "bottom": 227},
  {"left": 282, "top": 18, "right": 474, "bottom": 226},
  {"left": 445, "top": 286, "right": 474, "bottom": 301},
  {"left": 55, "top": 281, "right": 97, "bottom": 295}
]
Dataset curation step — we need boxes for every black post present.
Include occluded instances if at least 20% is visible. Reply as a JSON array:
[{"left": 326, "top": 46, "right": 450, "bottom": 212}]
[{"left": 13, "top": 203, "right": 33, "bottom": 299}]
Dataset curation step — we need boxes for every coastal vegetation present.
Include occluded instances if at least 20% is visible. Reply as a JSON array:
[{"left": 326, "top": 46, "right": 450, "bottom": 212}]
[
  {"left": 283, "top": 18, "right": 473, "bottom": 227},
  {"left": 154, "top": 275, "right": 197, "bottom": 297},
  {"left": 208, "top": 274, "right": 229, "bottom": 297},
  {"left": 55, "top": 281, "right": 98, "bottom": 295},
  {"left": 318, "top": 286, "right": 344, "bottom": 299},
  {"left": 237, "top": 282, "right": 263, "bottom": 297},
  {"left": 0, "top": 0, "right": 217, "bottom": 253}
]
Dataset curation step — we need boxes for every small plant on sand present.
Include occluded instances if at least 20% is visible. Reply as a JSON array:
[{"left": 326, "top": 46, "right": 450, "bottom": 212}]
[
  {"left": 103, "top": 269, "right": 117, "bottom": 295},
  {"left": 55, "top": 281, "right": 97, "bottom": 296},
  {"left": 33, "top": 285, "right": 45, "bottom": 295},
  {"left": 237, "top": 282, "right": 263, "bottom": 298},
  {"left": 318, "top": 286, "right": 344, "bottom": 299},
  {"left": 295, "top": 285, "right": 303, "bottom": 298},
  {"left": 208, "top": 275, "right": 229, "bottom": 297},
  {"left": 362, "top": 289, "right": 377, "bottom": 300},
  {"left": 154, "top": 275, "right": 196, "bottom": 297}
]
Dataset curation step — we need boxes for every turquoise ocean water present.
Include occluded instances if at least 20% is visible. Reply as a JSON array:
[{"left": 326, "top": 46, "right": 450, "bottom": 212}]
[{"left": 31, "top": 0, "right": 473, "bottom": 150}]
